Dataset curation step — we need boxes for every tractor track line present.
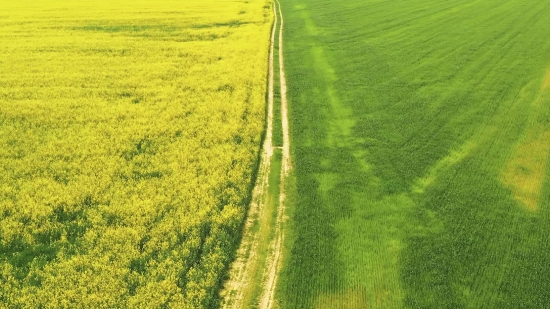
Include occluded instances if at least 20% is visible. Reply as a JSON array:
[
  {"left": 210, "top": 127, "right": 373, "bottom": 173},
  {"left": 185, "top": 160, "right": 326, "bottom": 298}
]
[
  {"left": 260, "top": 0, "right": 291, "bottom": 308},
  {"left": 219, "top": 2, "right": 277, "bottom": 309}
]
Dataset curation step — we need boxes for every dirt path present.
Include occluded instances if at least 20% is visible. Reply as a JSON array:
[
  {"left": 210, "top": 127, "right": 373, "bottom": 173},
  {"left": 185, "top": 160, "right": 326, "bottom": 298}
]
[
  {"left": 221, "top": 1, "right": 290, "bottom": 308},
  {"left": 260, "top": 1, "right": 291, "bottom": 308},
  {"left": 219, "top": 3, "right": 277, "bottom": 309},
  {"left": 278, "top": 0, "right": 291, "bottom": 175}
]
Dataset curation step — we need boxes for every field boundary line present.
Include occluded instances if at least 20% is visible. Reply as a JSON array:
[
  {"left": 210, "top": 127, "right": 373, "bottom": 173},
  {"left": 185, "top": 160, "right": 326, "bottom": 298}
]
[
  {"left": 219, "top": 2, "right": 277, "bottom": 308},
  {"left": 260, "top": 0, "right": 291, "bottom": 308}
]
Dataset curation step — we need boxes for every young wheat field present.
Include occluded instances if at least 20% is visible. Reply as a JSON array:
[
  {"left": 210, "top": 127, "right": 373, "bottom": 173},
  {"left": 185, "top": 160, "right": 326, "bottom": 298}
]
[{"left": 277, "top": 0, "right": 550, "bottom": 308}]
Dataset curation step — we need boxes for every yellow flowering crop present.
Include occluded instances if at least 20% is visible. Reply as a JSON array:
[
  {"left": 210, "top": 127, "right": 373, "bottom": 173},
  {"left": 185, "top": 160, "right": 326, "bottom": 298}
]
[{"left": 0, "top": 0, "right": 271, "bottom": 307}]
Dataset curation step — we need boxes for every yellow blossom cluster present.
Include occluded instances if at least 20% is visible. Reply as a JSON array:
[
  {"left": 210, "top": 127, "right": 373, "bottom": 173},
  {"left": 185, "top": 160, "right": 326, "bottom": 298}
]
[{"left": 0, "top": 0, "right": 271, "bottom": 307}]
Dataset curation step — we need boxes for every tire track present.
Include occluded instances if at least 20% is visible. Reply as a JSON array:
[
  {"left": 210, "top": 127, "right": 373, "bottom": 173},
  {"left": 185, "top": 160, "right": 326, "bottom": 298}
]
[
  {"left": 260, "top": 1, "right": 291, "bottom": 308},
  {"left": 219, "top": 2, "right": 277, "bottom": 308},
  {"left": 220, "top": 1, "right": 290, "bottom": 307}
]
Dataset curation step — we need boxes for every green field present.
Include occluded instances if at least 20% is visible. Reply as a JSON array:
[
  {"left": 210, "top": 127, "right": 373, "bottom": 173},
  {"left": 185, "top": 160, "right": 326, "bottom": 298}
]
[
  {"left": 4, "top": 0, "right": 550, "bottom": 307},
  {"left": 278, "top": 0, "right": 550, "bottom": 308}
]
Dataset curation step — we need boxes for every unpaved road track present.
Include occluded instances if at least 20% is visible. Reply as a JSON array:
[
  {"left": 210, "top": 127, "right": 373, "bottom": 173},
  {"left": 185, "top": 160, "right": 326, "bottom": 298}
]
[
  {"left": 220, "top": 1, "right": 290, "bottom": 308},
  {"left": 260, "top": 1, "right": 291, "bottom": 308},
  {"left": 278, "top": 0, "right": 291, "bottom": 175},
  {"left": 219, "top": 2, "right": 279, "bottom": 309}
]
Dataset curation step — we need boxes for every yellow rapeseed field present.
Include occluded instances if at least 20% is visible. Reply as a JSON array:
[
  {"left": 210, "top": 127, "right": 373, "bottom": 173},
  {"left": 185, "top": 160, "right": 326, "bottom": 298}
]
[{"left": 0, "top": 0, "right": 271, "bottom": 307}]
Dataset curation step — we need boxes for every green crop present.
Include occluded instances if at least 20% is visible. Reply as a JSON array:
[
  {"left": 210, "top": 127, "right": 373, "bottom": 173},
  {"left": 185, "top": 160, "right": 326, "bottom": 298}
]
[{"left": 278, "top": 0, "right": 550, "bottom": 308}]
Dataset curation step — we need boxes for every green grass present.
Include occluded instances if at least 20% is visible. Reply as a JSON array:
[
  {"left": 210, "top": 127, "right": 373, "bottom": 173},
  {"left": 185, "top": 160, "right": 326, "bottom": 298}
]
[
  {"left": 246, "top": 148, "right": 282, "bottom": 309},
  {"left": 278, "top": 0, "right": 550, "bottom": 308},
  {"left": 272, "top": 6, "right": 284, "bottom": 148}
]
